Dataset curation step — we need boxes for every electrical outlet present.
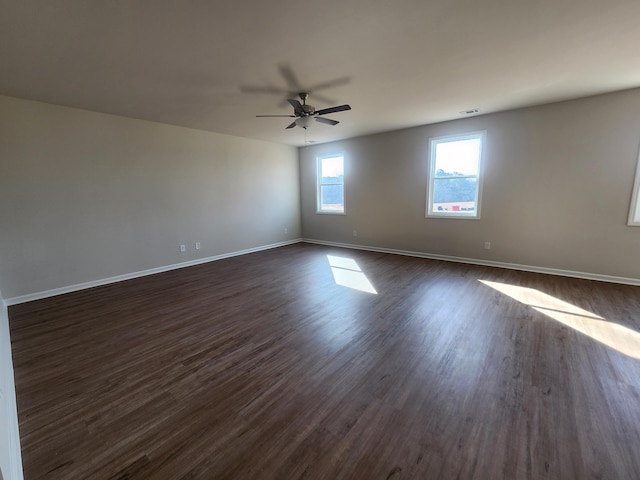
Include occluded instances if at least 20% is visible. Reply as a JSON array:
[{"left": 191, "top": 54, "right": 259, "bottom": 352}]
[
  {"left": 353, "top": 229, "right": 358, "bottom": 237},
  {"left": 284, "top": 227, "right": 288, "bottom": 234},
  {"left": 180, "top": 244, "right": 186, "bottom": 253},
  {"left": 484, "top": 241, "right": 491, "bottom": 250},
  {"left": 195, "top": 242, "right": 201, "bottom": 250}
]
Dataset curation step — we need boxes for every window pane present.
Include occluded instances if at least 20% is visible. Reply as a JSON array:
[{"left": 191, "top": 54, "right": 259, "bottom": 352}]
[
  {"left": 317, "top": 154, "right": 345, "bottom": 213},
  {"left": 427, "top": 132, "right": 484, "bottom": 219},
  {"left": 432, "top": 177, "right": 477, "bottom": 213},
  {"left": 434, "top": 138, "right": 481, "bottom": 176},
  {"left": 628, "top": 151, "right": 640, "bottom": 225},
  {"left": 321, "top": 156, "right": 344, "bottom": 183},
  {"left": 320, "top": 184, "right": 344, "bottom": 211}
]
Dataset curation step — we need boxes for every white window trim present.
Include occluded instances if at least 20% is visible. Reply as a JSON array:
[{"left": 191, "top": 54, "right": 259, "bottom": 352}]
[
  {"left": 316, "top": 153, "right": 346, "bottom": 215},
  {"left": 628, "top": 146, "right": 640, "bottom": 226},
  {"left": 426, "top": 131, "right": 486, "bottom": 219}
]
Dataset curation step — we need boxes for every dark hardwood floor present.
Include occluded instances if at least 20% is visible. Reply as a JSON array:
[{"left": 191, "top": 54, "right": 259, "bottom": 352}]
[{"left": 8, "top": 243, "right": 640, "bottom": 479}]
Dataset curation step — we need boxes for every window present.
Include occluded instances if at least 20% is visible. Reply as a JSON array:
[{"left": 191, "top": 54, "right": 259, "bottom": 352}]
[
  {"left": 628, "top": 147, "right": 640, "bottom": 226},
  {"left": 426, "top": 131, "right": 485, "bottom": 218},
  {"left": 317, "top": 154, "right": 345, "bottom": 214}
]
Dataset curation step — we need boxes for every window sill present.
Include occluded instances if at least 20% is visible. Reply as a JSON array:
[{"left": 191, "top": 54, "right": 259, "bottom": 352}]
[{"left": 317, "top": 211, "right": 346, "bottom": 215}]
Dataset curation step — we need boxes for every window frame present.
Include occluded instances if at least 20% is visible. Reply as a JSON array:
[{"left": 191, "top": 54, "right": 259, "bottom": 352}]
[
  {"left": 628, "top": 146, "right": 640, "bottom": 226},
  {"left": 316, "top": 153, "right": 346, "bottom": 215},
  {"left": 426, "top": 131, "right": 486, "bottom": 219}
]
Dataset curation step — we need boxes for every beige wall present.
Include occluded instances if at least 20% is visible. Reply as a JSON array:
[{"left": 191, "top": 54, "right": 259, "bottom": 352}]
[
  {"left": 0, "top": 96, "right": 301, "bottom": 299},
  {"left": 300, "top": 88, "right": 640, "bottom": 280}
]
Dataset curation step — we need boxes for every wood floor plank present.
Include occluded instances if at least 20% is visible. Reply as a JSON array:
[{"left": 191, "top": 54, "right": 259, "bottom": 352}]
[{"left": 9, "top": 243, "right": 640, "bottom": 479}]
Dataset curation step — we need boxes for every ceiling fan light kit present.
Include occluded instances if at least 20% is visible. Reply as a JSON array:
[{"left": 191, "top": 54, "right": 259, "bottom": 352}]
[
  {"left": 295, "top": 116, "right": 314, "bottom": 129},
  {"left": 257, "top": 92, "right": 351, "bottom": 130}
]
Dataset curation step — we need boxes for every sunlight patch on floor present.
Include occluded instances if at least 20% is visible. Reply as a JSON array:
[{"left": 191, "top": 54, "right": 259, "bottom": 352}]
[
  {"left": 479, "top": 280, "right": 640, "bottom": 360},
  {"left": 327, "top": 255, "right": 378, "bottom": 294}
]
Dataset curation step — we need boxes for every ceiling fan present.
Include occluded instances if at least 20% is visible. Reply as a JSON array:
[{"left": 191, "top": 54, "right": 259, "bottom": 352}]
[{"left": 257, "top": 93, "right": 351, "bottom": 129}]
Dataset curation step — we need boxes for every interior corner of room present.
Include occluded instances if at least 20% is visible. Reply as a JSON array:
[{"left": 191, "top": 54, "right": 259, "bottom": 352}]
[{"left": 0, "top": 289, "right": 23, "bottom": 480}]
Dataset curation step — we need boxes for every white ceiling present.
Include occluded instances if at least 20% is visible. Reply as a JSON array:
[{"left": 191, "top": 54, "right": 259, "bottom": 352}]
[{"left": 2, "top": 0, "right": 640, "bottom": 147}]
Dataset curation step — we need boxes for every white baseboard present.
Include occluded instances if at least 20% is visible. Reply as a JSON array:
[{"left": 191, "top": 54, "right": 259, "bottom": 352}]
[
  {"left": 6, "top": 239, "right": 302, "bottom": 306},
  {"left": 7, "top": 236, "right": 638, "bottom": 306},
  {"left": 302, "top": 238, "right": 640, "bottom": 287}
]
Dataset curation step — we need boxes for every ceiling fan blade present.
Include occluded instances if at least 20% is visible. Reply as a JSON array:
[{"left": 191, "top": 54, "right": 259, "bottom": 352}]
[
  {"left": 304, "top": 93, "right": 336, "bottom": 106},
  {"left": 307, "top": 76, "right": 350, "bottom": 92},
  {"left": 278, "top": 64, "right": 303, "bottom": 91},
  {"left": 241, "top": 85, "right": 291, "bottom": 95},
  {"left": 287, "top": 99, "right": 305, "bottom": 115},
  {"left": 315, "top": 117, "right": 339, "bottom": 126},
  {"left": 315, "top": 104, "right": 352, "bottom": 116},
  {"left": 256, "top": 114, "right": 296, "bottom": 117},
  {"left": 285, "top": 121, "right": 297, "bottom": 129}
]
